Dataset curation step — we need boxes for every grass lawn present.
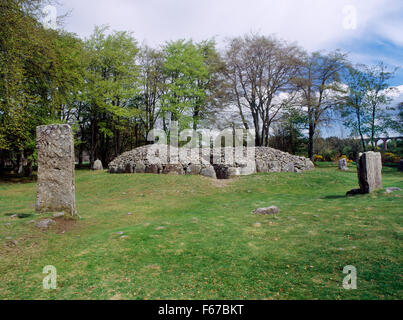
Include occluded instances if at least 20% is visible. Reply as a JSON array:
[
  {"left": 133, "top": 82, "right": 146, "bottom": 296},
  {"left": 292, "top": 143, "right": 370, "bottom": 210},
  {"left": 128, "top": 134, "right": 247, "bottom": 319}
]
[{"left": 0, "top": 163, "right": 402, "bottom": 300}]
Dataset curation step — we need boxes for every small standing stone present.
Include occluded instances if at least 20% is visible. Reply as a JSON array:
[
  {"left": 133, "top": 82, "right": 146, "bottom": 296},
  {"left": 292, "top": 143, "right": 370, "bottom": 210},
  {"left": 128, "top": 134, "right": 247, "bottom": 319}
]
[
  {"left": 93, "top": 159, "right": 103, "bottom": 170},
  {"left": 338, "top": 158, "right": 349, "bottom": 171}
]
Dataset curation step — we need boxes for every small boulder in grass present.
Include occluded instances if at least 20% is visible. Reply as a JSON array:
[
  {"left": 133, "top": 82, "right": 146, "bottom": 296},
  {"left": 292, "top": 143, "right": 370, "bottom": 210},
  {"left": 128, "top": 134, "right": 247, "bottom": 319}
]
[
  {"left": 53, "top": 212, "right": 65, "bottom": 218},
  {"left": 385, "top": 187, "right": 401, "bottom": 193},
  {"left": 253, "top": 206, "right": 280, "bottom": 215},
  {"left": 35, "top": 219, "right": 56, "bottom": 229}
]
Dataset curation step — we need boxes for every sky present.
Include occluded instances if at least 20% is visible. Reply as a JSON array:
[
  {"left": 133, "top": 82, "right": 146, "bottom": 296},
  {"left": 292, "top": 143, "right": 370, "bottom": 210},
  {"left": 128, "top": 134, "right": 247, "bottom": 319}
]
[{"left": 54, "top": 0, "right": 403, "bottom": 136}]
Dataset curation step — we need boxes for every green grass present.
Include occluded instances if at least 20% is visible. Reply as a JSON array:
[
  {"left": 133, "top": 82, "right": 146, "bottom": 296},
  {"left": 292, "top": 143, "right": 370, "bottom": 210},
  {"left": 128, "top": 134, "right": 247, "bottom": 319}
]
[{"left": 0, "top": 163, "right": 402, "bottom": 300}]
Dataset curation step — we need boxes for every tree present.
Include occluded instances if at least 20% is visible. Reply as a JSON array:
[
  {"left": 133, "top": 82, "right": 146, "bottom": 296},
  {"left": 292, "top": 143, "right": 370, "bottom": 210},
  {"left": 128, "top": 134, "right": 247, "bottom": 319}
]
[
  {"left": 224, "top": 34, "right": 303, "bottom": 147},
  {"left": 80, "top": 26, "right": 140, "bottom": 166},
  {"left": 161, "top": 40, "right": 210, "bottom": 131},
  {"left": 270, "top": 106, "right": 307, "bottom": 155},
  {"left": 294, "top": 51, "right": 347, "bottom": 160},
  {"left": 390, "top": 102, "right": 403, "bottom": 134},
  {"left": 364, "top": 63, "right": 396, "bottom": 148},
  {"left": 340, "top": 63, "right": 396, "bottom": 151},
  {"left": 0, "top": 0, "right": 83, "bottom": 175},
  {"left": 137, "top": 46, "right": 165, "bottom": 142},
  {"left": 340, "top": 65, "right": 370, "bottom": 151}
]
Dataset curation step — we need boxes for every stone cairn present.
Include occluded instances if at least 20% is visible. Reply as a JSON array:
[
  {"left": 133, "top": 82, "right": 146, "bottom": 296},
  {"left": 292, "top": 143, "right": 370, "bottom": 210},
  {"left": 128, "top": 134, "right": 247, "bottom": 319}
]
[
  {"left": 338, "top": 158, "right": 349, "bottom": 171},
  {"left": 35, "top": 124, "right": 76, "bottom": 216},
  {"left": 347, "top": 151, "right": 382, "bottom": 196},
  {"left": 108, "top": 145, "right": 314, "bottom": 179}
]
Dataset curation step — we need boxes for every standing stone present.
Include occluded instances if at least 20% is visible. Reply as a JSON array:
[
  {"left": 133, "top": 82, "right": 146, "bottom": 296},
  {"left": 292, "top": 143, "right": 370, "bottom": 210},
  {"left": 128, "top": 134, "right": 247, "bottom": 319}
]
[
  {"left": 93, "top": 159, "right": 103, "bottom": 170},
  {"left": 398, "top": 159, "right": 403, "bottom": 172},
  {"left": 338, "top": 158, "right": 349, "bottom": 171},
  {"left": 36, "top": 124, "right": 76, "bottom": 216},
  {"left": 357, "top": 151, "right": 382, "bottom": 193}
]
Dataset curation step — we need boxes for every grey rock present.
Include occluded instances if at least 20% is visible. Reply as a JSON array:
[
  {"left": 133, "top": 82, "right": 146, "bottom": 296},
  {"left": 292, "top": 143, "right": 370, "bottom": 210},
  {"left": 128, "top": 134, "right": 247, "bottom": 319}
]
[
  {"left": 53, "top": 212, "right": 65, "bottom": 218},
  {"left": 35, "top": 124, "right": 76, "bottom": 216},
  {"left": 145, "top": 164, "right": 162, "bottom": 174},
  {"left": 240, "top": 162, "right": 257, "bottom": 175},
  {"left": 385, "top": 187, "right": 401, "bottom": 193},
  {"left": 163, "top": 164, "right": 185, "bottom": 175},
  {"left": 398, "top": 159, "right": 403, "bottom": 172},
  {"left": 253, "top": 206, "right": 280, "bottom": 215},
  {"left": 256, "top": 160, "right": 268, "bottom": 173},
  {"left": 200, "top": 166, "right": 217, "bottom": 179},
  {"left": 227, "top": 167, "right": 241, "bottom": 178},
  {"left": 283, "top": 163, "right": 295, "bottom": 172},
  {"left": 267, "top": 161, "right": 281, "bottom": 172},
  {"left": 93, "top": 159, "right": 103, "bottom": 170},
  {"left": 186, "top": 164, "right": 202, "bottom": 175},
  {"left": 35, "top": 219, "right": 56, "bottom": 229},
  {"left": 135, "top": 162, "right": 146, "bottom": 173}
]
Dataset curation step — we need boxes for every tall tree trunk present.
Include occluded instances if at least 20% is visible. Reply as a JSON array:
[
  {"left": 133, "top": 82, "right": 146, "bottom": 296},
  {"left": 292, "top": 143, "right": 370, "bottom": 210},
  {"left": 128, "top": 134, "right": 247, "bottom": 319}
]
[
  {"left": 356, "top": 107, "right": 366, "bottom": 152},
  {"left": 308, "top": 122, "right": 315, "bottom": 161},
  {"left": 24, "top": 159, "right": 33, "bottom": 178},
  {"left": 90, "top": 119, "right": 98, "bottom": 169},
  {"left": 16, "top": 151, "right": 24, "bottom": 176}
]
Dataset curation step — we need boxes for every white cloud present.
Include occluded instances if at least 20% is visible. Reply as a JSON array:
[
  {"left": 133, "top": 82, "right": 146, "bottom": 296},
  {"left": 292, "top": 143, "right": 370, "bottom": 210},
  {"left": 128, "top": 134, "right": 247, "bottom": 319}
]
[{"left": 57, "top": 0, "right": 402, "bottom": 51}]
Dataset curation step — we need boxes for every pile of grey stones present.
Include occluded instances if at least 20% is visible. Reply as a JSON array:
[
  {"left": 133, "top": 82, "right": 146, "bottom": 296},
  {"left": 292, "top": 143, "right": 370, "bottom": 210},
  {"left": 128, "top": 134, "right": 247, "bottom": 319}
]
[{"left": 108, "top": 145, "right": 315, "bottom": 179}]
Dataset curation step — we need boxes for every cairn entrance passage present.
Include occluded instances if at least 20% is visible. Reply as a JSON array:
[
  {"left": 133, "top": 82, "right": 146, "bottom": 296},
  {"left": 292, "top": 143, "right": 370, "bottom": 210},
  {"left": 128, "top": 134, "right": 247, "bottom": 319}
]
[{"left": 108, "top": 145, "right": 315, "bottom": 179}]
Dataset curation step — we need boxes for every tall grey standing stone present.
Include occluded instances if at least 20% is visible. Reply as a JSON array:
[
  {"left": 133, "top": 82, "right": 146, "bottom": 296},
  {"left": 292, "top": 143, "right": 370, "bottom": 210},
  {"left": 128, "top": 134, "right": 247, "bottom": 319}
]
[
  {"left": 357, "top": 151, "right": 382, "bottom": 193},
  {"left": 35, "top": 124, "right": 76, "bottom": 216}
]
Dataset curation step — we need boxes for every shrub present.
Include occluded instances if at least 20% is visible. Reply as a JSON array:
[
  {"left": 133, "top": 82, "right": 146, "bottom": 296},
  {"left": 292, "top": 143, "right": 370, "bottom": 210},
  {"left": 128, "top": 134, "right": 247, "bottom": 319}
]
[
  {"left": 313, "top": 155, "right": 324, "bottom": 162},
  {"left": 339, "top": 155, "right": 353, "bottom": 164},
  {"left": 321, "top": 149, "right": 338, "bottom": 162},
  {"left": 382, "top": 152, "right": 400, "bottom": 164}
]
